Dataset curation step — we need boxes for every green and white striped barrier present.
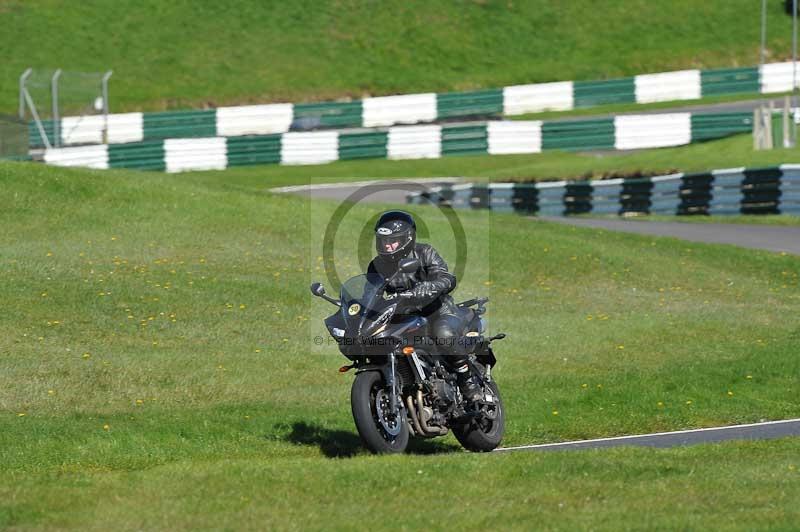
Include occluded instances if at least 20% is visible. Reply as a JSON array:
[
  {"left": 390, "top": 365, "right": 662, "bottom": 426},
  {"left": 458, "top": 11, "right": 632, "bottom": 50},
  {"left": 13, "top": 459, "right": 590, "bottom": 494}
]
[
  {"left": 40, "top": 111, "right": 752, "bottom": 172},
  {"left": 30, "top": 62, "right": 796, "bottom": 149}
]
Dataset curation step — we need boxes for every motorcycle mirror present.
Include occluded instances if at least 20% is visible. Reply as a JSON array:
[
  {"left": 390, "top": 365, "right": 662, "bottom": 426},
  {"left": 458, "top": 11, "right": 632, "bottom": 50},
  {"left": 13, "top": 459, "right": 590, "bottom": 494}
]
[
  {"left": 310, "top": 282, "right": 326, "bottom": 297},
  {"left": 397, "top": 257, "right": 420, "bottom": 274}
]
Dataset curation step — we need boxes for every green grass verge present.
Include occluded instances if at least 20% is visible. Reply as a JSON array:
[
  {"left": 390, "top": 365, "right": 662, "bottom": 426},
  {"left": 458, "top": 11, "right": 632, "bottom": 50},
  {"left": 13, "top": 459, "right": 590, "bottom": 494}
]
[
  {"left": 1, "top": 161, "right": 798, "bottom": 529},
  {"left": 2, "top": 440, "right": 799, "bottom": 530},
  {"left": 1, "top": 0, "right": 797, "bottom": 114}
]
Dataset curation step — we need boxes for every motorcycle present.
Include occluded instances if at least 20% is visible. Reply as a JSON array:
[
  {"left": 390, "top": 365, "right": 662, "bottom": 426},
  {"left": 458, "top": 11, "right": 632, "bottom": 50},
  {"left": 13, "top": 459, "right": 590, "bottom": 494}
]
[{"left": 310, "top": 257, "right": 506, "bottom": 454}]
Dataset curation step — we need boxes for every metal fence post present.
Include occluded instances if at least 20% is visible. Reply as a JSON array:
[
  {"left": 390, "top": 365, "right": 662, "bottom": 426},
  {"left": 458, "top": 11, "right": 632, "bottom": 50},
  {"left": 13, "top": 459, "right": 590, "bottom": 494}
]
[
  {"left": 51, "top": 69, "right": 62, "bottom": 148},
  {"left": 23, "top": 89, "right": 52, "bottom": 151},
  {"left": 19, "top": 68, "right": 32, "bottom": 120},
  {"left": 101, "top": 71, "right": 112, "bottom": 144}
]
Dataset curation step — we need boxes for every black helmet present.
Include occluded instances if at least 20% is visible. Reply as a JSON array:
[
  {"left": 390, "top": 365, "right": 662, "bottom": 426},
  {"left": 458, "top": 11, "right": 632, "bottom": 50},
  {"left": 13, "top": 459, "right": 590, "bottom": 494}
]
[{"left": 374, "top": 210, "right": 416, "bottom": 261}]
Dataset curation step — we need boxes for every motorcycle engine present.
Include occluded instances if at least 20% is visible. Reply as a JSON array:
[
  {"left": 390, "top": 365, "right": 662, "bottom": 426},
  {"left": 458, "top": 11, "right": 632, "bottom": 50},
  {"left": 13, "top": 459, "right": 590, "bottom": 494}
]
[{"left": 429, "top": 377, "right": 457, "bottom": 407}]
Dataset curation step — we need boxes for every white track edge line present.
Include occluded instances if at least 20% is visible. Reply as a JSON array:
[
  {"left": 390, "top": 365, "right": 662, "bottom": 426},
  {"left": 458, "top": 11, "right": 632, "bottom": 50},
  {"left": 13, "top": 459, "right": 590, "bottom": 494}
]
[{"left": 494, "top": 418, "right": 800, "bottom": 452}]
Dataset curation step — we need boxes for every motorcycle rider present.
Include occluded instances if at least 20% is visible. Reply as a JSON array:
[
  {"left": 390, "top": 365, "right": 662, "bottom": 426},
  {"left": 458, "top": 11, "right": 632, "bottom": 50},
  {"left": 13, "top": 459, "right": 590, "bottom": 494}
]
[{"left": 367, "top": 210, "right": 483, "bottom": 402}]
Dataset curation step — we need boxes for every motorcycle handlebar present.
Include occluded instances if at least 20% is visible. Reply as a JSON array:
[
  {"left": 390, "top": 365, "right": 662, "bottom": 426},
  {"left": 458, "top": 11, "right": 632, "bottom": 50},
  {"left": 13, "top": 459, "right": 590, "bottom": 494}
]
[{"left": 457, "top": 297, "right": 488, "bottom": 308}]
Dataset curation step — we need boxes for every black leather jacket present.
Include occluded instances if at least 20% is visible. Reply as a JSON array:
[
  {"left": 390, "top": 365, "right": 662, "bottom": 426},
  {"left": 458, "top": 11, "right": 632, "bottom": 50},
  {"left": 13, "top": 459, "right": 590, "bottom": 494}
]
[{"left": 367, "top": 243, "right": 458, "bottom": 316}]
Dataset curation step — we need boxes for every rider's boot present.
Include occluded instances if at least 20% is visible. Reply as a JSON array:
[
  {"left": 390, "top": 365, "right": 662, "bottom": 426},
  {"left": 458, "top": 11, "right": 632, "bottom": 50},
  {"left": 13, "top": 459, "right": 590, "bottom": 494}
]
[{"left": 455, "top": 363, "right": 483, "bottom": 402}]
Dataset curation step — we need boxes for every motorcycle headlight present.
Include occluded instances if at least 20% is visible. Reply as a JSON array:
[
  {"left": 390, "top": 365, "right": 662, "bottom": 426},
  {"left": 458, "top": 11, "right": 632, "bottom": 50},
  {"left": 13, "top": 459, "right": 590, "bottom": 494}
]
[{"left": 331, "top": 327, "right": 345, "bottom": 338}]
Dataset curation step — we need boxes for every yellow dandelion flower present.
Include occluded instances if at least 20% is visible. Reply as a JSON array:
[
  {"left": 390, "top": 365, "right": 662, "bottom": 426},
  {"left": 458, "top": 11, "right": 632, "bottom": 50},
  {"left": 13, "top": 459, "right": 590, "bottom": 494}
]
[
  {"left": 82, "top": 352, "right": 91, "bottom": 359},
  {"left": 17, "top": 413, "right": 26, "bottom": 417},
  {"left": 103, "top": 424, "right": 110, "bottom": 431},
  {"left": 727, "top": 391, "right": 734, "bottom": 397},
  {"left": 552, "top": 410, "right": 559, "bottom": 416}
]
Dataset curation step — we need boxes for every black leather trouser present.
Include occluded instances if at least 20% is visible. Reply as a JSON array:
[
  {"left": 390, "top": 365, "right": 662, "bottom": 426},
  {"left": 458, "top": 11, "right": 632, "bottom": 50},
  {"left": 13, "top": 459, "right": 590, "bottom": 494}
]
[{"left": 429, "top": 312, "right": 468, "bottom": 369}]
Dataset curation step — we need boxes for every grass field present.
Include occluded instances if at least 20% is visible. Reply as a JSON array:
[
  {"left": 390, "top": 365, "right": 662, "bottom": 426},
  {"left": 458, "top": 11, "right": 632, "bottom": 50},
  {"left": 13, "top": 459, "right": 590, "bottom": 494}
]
[
  {"left": 1, "top": 0, "right": 797, "bottom": 115},
  {"left": 1, "top": 160, "right": 798, "bottom": 529}
]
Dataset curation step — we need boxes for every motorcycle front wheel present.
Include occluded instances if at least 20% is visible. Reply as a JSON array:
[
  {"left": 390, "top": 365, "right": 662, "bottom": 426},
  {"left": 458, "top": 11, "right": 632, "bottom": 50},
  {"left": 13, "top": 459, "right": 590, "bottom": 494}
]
[{"left": 351, "top": 370, "right": 409, "bottom": 454}]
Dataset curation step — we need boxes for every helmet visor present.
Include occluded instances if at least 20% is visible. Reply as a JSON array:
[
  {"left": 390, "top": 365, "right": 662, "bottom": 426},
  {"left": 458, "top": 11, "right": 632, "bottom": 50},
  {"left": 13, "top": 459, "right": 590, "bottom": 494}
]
[{"left": 377, "top": 234, "right": 410, "bottom": 255}]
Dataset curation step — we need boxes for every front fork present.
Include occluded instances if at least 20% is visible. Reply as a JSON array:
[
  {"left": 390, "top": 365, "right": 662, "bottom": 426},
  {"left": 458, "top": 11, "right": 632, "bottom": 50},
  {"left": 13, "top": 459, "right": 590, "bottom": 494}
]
[{"left": 387, "top": 351, "right": 399, "bottom": 414}]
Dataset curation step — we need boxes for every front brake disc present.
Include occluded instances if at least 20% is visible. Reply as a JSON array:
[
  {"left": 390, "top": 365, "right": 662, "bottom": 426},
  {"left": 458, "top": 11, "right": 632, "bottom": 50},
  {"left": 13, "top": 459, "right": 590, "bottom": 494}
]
[{"left": 374, "top": 388, "right": 402, "bottom": 436}]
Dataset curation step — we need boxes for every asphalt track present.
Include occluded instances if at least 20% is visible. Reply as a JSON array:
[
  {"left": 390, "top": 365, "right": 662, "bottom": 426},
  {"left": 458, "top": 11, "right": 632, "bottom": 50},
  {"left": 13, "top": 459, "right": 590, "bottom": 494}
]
[
  {"left": 495, "top": 418, "right": 800, "bottom": 452},
  {"left": 541, "top": 217, "right": 800, "bottom": 255},
  {"left": 271, "top": 178, "right": 460, "bottom": 203}
]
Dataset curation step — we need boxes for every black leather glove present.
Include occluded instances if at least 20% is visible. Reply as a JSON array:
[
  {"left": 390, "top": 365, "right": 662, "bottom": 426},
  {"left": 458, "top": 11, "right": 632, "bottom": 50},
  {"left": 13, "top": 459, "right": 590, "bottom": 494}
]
[{"left": 410, "top": 281, "right": 438, "bottom": 305}]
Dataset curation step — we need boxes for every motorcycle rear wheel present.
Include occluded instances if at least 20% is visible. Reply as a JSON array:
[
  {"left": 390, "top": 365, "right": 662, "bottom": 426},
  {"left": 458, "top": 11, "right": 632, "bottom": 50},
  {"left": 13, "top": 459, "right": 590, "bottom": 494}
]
[
  {"left": 351, "top": 370, "right": 409, "bottom": 454},
  {"left": 453, "top": 379, "right": 505, "bottom": 452}
]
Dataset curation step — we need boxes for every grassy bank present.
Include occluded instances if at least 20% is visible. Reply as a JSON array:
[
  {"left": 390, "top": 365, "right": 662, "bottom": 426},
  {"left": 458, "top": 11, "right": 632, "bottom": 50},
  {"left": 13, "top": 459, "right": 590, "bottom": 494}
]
[
  {"left": 1, "top": 161, "right": 798, "bottom": 528},
  {"left": 1, "top": 0, "right": 797, "bottom": 114},
  {"left": 3, "top": 440, "right": 799, "bottom": 530}
]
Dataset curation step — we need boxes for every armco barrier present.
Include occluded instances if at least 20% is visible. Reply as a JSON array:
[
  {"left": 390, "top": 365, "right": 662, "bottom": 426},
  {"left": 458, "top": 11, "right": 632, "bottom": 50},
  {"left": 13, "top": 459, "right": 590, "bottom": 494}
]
[
  {"left": 406, "top": 166, "right": 800, "bottom": 217},
  {"left": 37, "top": 110, "right": 754, "bottom": 173},
  {"left": 38, "top": 110, "right": 754, "bottom": 173},
  {"left": 27, "top": 62, "right": 798, "bottom": 148}
]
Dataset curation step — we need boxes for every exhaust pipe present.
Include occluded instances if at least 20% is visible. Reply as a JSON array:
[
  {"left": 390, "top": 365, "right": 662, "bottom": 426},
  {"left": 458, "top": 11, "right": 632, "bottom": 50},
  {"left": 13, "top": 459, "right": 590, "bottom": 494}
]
[
  {"left": 406, "top": 395, "right": 425, "bottom": 436},
  {"left": 416, "top": 390, "right": 448, "bottom": 436}
]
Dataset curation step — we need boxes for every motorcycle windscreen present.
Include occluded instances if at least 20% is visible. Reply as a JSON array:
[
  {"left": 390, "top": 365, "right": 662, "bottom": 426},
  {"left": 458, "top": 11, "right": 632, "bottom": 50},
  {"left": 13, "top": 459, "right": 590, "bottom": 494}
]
[{"left": 339, "top": 273, "right": 399, "bottom": 338}]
